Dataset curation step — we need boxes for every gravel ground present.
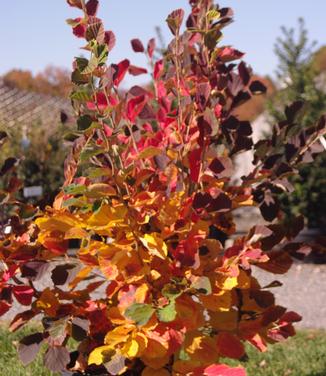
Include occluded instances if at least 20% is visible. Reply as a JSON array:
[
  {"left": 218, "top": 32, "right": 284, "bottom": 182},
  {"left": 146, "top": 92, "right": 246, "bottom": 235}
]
[
  {"left": 252, "top": 263, "right": 326, "bottom": 329},
  {"left": 2, "top": 262, "right": 326, "bottom": 329}
]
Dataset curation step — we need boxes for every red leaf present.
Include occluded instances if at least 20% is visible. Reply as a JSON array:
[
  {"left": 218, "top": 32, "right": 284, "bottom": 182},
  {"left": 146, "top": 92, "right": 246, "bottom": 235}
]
[
  {"left": 0, "top": 300, "right": 11, "bottom": 316},
  {"left": 10, "top": 310, "right": 36, "bottom": 332},
  {"left": 87, "top": 92, "right": 109, "bottom": 111},
  {"left": 131, "top": 38, "right": 145, "bottom": 53},
  {"left": 202, "top": 364, "right": 246, "bottom": 376},
  {"left": 256, "top": 250, "right": 293, "bottom": 274},
  {"left": 280, "top": 311, "right": 302, "bottom": 323},
  {"left": 13, "top": 286, "right": 34, "bottom": 306},
  {"left": 104, "top": 30, "right": 116, "bottom": 51},
  {"left": 147, "top": 38, "right": 156, "bottom": 58},
  {"left": 218, "top": 47, "right": 244, "bottom": 63},
  {"left": 128, "top": 65, "right": 148, "bottom": 76},
  {"left": 72, "top": 18, "right": 86, "bottom": 38},
  {"left": 43, "top": 238, "right": 69, "bottom": 255},
  {"left": 113, "top": 59, "right": 130, "bottom": 86},
  {"left": 166, "top": 9, "right": 185, "bottom": 35},
  {"left": 154, "top": 59, "right": 164, "bottom": 80},
  {"left": 216, "top": 332, "right": 245, "bottom": 359},
  {"left": 189, "top": 148, "right": 202, "bottom": 183},
  {"left": 85, "top": 0, "right": 99, "bottom": 16},
  {"left": 66, "top": 0, "right": 82, "bottom": 9},
  {"left": 126, "top": 95, "right": 147, "bottom": 123},
  {"left": 103, "top": 125, "right": 112, "bottom": 137}
]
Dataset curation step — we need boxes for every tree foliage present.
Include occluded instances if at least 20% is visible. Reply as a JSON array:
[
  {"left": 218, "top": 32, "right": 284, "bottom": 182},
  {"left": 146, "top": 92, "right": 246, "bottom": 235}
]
[
  {"left": 267, "top": 18, "right": 326, "bottom": 228},
  {"left": 3, "top": 66, "right": 71, "bottom": 98},
  {"left": 0, "top": 1, "right": 325, "bottom": 375}
]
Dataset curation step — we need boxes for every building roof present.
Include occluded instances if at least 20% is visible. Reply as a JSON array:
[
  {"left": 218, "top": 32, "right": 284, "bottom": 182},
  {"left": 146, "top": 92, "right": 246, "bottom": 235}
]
[{"left": 0, "top": 78, "right": 72, "bottom": 129}]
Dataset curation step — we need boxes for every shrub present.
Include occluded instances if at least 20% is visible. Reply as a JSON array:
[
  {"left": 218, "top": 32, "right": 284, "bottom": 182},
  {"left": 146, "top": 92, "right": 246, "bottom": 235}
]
[{"left": 0, "top": 0, "right": 325, "bottom": 375}]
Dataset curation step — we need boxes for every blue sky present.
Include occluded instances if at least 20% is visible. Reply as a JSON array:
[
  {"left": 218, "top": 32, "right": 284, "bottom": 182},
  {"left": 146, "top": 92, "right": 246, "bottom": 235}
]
[{"left": 1, "top": 0, "right": 326, "bottom": 83}]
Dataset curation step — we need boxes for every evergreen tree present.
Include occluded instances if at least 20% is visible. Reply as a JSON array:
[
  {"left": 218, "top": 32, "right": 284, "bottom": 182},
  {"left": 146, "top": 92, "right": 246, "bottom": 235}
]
[{"left": 267, "top": 18, "right": 326, "bottom": 228}]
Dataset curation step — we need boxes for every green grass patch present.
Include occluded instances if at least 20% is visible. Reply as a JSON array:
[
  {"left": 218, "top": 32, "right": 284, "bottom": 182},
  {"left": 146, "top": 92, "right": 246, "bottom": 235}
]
[
  {"left": 0, "top": 324, "right": 57, "bottom": 376},
  {"left": 0, "top": 325, "right": 325, "bottom": 375},
  {"left": 226, "top": 330, "right": 326, "bottom": 376}
]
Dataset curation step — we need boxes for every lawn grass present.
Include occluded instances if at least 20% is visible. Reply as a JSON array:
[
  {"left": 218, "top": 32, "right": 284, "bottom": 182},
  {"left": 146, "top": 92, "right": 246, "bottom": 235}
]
[
  {"left": 0, "top": 324, "right": 57, "bottom": 376},
  {"left": 226, "top": 330, "right": 326, "bottom": 376},
  {"left": 0, "top": 325, "right": 325, "bottom": 375}
]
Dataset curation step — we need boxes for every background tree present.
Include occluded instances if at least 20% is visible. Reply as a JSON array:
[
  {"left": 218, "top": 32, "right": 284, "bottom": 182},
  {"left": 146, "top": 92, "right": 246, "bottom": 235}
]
[
  {"left": 3, "top": 66, "right": 71, "bottom": 98},
  {"left": 267, "top": 18, "right": 326, "bottom": 228}
]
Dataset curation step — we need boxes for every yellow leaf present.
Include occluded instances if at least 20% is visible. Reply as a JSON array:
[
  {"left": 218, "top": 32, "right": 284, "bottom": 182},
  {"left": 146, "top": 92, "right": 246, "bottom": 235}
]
[
  {"left": 86, "top": 183, "right": 116, "bottom": 198},
  {"left": 135, "top": 283, "right": 149, "bottom": 304},
  {"left": 158, "top": 193, "right": 183, "bottom": 226},
  {"left": 68, "top": 266, "right": 93, "bottom": 289},
  {"left": 140, "top": 233, "right": 168, "bottom": 259},
  {"left": 137, "top": 146, "right": 162, "bottom": 159},
  {"left": 104, "top": 325, "right": 134, "bottom": 347},
  {"left": 167, "top": 149, "right": 178, "bottom": 160},
  {"left": 150, "top": 270, "right": 161, "bottom": 280},
  {"left": 88, "top": 345, "right": 113, "bottom": 365},
  {"left": 36, "top": 212, "right": 83, "bottom": 232},
  {"left": 87, "top": 204, "right": 127, "bottom": 232},
  {"left": 64, "top": 227, "right": 88, "bottom": 239},
  {"left": 122, "top": 338, "right": 139, "bottom": 357},
  {"left": 222, "top": 276, "right": 238, "bottom": 290}
]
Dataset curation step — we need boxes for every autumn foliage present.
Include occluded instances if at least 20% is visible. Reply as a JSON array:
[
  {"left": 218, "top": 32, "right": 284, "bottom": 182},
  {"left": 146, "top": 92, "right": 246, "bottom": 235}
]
[{"left": 0, "top": 0, "right": 325, "bottom": 375}]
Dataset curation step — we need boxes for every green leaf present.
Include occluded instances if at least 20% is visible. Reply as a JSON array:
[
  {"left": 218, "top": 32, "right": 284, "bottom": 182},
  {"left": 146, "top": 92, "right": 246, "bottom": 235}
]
[
  {"left": 76, "top": 56, "right": 98, "bottom": 75},
  {"left": 124, "top": 303, "right": 154, "bottom": 326},
  {"left": 66, "top": 18, "right": 80, "bottom": 27},
  {"left": 157, "top": 300, "right": 177, "bottom": 322},
  {"left": 62, "top": 197, "right": 88, "bottom": 208},
  {"left": 95, "top": 44, "right": 109, "bottom": 65},
  {"left": 206, "top": 9, "right": 221, "bottom": 22},
  {"left": 63, "top": 184, "right": 87, "bottom": 195},
  {"left": 71, "top": 69, "right": 89, "bottom": 85},
  {"left": 204, "top": 29, "right": 222, "bottom": 50},
  {"left": 63, "top": 132, "right": 81, "bottom": 142},
  {"left": 162, "top": 284, "right": 183, "bottom": 299},
  {"left": 86, "top": 19, "right": 105, "bottom": 44},
  {"left": 77, "top": 115, "right": 93, "bottom": 131},
  {"left": 80, "top": 147, "right": 103, "bottom": 162},
  {"left": 86, "top": 167, "right": 112, "bottom": 179},
  {"left": 92, "top": 200, "right": 102, "bottom": 212},
  {"left": 178, "top": 347, "right": 191, "bottom": 361},
  {"left": 70, "top": 90, "right": 92, "bottom": 102}
]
